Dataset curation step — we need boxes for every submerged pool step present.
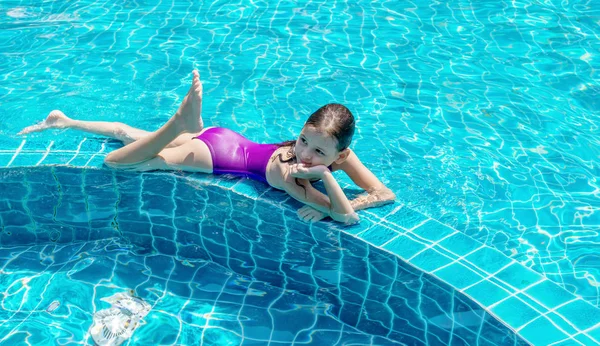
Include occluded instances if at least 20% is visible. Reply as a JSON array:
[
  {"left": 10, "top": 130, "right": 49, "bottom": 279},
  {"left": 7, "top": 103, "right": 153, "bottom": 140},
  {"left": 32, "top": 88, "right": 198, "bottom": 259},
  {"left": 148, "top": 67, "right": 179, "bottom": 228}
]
[
  {"left": 0, "top": 166, "right": 527, "bottom": 345},
  {"left": 1, "top": 146, "right": 599, "bottom": 345},
  {"left": 208, "top": 172, "right": 600, "bottom": 346},
  {"left": 0, "top": 138, "right": 109, "bottom": 168}
]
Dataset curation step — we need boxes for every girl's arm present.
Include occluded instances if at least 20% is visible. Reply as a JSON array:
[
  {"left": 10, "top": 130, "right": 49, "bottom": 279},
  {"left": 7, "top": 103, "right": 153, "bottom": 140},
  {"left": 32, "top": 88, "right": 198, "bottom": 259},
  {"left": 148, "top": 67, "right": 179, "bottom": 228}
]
[
  {"left": 332, "top": 149, "right": 396, "bottom": 211},
  {"left": 283, "top": 164, "right": 359, "bottom": 224}
]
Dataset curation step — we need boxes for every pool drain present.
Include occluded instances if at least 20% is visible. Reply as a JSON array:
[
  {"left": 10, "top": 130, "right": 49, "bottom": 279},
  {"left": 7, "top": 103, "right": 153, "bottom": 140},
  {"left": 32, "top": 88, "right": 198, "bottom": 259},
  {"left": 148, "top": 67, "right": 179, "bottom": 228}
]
[{"left": 89, "top": 292, "right": 151, "bottom": 346}]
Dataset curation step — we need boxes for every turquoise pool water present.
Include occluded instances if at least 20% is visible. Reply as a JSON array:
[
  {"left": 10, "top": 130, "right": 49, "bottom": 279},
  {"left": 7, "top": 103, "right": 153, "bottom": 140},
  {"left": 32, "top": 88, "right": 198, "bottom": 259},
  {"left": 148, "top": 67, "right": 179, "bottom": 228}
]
[
  {"left": 0, "top": 167, "right": 529, "bottom": 345},
  {"left": 0, "top": 237, "right": 406, "bottom": 345},
  {"left": 1, "top": 0, "right": 599, "bottom": 344}
]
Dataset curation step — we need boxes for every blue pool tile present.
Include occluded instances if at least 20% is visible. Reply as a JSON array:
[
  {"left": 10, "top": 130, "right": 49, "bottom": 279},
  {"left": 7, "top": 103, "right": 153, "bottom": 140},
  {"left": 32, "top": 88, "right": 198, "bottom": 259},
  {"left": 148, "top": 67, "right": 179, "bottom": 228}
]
[
  {"left": 214, "top": 175, "right": 239, "bottom": 189},
  {"left": 438, "top": 232, "right": 483, "bottom": 256},
  {"left": 231, "top": 180, "right": 262, "bottom": 199},
  {"left": 1, "top": 226, "right": 37, "bottom": 245},
  {"left": 411, "top": 220, "right": 456, "bottom": 242},
  {"left": 515, "top": 293, "right": 550, "bottom": 316},
  {"left": 433, "top": 263, "right": 484, "bottom": 290},
  {"left": 556, "top": 299, "right": 600, "bottom": 332},
  {"left": 588, "top": 324, "right": 600, "bottom": 343},
  {"left": 584, "top": 325, "right": 600, "bottom": 344},
  {"left": 518, "top": 316, "right": 570, "bottom": 345},
  {"left": 383, "top": 205, "right": 430, "bottom": 230},
  {"left": 23, "top": 141, "right": 52, "bottom": 151},
  {"left": 524, "top": 280, "right": 576, "bottom": 310},
  {"left": 463, "top": 279, "right": 510, "bottom": 307},
  {"left": 77, "top": 138, "right": 106, "bottom": 153},
  {"left": 382, "top": 234, "right": 426, "bottom": 260},
  {"left": 490, "top": 297, "right": 540, "bottom": 330},
  {"left": 339, "top": 301, "right": 361, "bottom": 327},
  {"left": 356, "top": 313, "right": 391, "bottom": 337},
  {"left": 369, "top": 201, "right": 398, "bottom": 216},
  {"left": 2, "top": 211, "right": 31, "bottom": 226},
  {"left": 359, "top": 225, "right": 401, "bottom": 246},
  {"left": 40, "top": 153, "right": 72, "bottom": 166},
  {"left": 495, "top": 263, "right": 544, "bottom": 290},
  {"left": 178, "top": 244, "right": 209, "bottom": 260},
  {"left": 11, "top": 152, "right": 46, "bottom": 166},
  {"left": 543, "top": 312, "right": 579, "bottom": 336},
  {"left": 464, "top": 247, "right": 514, "bottom": 275},
  {"left": 341, "top": 285, "right": 367, "bottom": 305},
  {"left": 408, "top": 249, "right": 453, "bottom": 272},
  {"left": 68, "top": 154, "right": 95, "bottom": 167},
  {"left": 574, "top": 333, "right": 599, "bottom": 346},
  {"left": 0, "top": 153, "right": 13, "bottom": 167},
  {"left": 86, "top": 155, "right": 107, "bottom": 168},
  {"left": 346, "top": 216, "right": 376, "bottom": 235}
]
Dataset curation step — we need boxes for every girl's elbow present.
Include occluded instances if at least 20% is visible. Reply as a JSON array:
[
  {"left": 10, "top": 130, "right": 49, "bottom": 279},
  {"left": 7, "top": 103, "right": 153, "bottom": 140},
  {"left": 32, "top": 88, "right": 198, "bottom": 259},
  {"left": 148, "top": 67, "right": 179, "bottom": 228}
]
[
  {"left": 382, "top": 187, "right": 396, "bottom": 202},
  {"left": 330, "top": 210, "right": 360, "bottom": 225}
]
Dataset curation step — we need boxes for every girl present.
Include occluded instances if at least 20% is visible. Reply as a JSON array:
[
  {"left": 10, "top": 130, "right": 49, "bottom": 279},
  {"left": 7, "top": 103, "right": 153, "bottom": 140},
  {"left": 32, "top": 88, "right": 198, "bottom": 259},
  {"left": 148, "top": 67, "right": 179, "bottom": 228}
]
[{"left": 19, "top": 71, "right": 395, "bottom": 224}]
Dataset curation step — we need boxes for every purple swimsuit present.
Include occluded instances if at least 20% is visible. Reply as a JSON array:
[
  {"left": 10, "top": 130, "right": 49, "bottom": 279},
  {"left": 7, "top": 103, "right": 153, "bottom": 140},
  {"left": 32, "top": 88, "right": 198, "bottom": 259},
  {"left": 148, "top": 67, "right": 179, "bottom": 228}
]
[{"left": 193, "top": 127, "right": 280, "bottom": 183}]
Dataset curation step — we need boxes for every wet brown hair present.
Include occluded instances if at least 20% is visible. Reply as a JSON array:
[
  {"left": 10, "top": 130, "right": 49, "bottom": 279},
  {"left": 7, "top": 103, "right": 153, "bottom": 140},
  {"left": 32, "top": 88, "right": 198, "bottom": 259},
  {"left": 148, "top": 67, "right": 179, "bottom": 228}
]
[
  {"left": 272, "top": 103, "right": 356, "bottom": 194},
  {"left": 275, "top": 103, "right": 355, "bottom": 156}
]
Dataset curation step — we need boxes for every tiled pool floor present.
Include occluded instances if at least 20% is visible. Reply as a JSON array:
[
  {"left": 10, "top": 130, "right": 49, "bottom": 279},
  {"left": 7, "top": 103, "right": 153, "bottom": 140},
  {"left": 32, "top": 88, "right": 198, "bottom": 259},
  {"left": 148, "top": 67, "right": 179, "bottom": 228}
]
[
  {"left": 3, "top": 165, "right": 592, "bottom": 345},
  {"left": 0, "top": 237, "right": 404, "bottom": 345}
]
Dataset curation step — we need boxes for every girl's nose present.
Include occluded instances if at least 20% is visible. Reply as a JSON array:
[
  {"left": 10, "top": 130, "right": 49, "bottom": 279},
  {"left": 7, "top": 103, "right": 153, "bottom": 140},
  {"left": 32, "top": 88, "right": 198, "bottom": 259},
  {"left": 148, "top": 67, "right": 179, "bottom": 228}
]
[{"left": 300, "top": 152, "right": 311, "bottom": 162}]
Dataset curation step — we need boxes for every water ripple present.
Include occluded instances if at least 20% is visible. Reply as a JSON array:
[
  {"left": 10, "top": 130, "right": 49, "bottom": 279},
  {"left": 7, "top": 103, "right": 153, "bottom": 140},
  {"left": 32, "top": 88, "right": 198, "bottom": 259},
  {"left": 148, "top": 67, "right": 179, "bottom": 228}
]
[{"left": 1, "top": 0, "right": 600, "bottom": 308}]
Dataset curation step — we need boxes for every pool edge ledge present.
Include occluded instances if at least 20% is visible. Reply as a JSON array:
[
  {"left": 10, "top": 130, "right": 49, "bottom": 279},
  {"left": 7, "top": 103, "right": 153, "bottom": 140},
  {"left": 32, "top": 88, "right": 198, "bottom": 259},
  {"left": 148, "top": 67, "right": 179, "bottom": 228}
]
[{"left": 343, "top": 206, "right": 600, "bottom": 346}]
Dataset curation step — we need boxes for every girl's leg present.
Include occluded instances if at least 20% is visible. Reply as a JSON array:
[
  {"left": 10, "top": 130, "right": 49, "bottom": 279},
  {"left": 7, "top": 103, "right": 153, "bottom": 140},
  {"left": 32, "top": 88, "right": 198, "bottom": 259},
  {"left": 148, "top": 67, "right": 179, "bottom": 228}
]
[
  {"left": 18, "top": 110, "right": 152, "bottom": 145},
  {"left": 104, "top": 70, "right": 204, "bottom": 165},
  {"left": 111, "top": 138, "right": 213, "bottom": 173}
]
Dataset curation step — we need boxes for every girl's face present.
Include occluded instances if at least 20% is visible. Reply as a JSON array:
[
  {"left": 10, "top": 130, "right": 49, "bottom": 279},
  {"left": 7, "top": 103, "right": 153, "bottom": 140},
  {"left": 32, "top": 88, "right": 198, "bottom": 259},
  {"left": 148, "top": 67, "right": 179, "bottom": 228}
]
[{"left": 294, "top": 126, "right": 340, "bottom": 167}]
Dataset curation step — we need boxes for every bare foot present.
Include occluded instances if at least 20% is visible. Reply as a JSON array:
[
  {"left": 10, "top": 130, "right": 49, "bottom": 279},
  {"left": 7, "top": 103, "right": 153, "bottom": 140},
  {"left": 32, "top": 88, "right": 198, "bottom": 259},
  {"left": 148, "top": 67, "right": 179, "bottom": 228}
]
[
  {"left": 173, "top": 70, "right": 203, "bottom": 134},
  {"left": 18, "top": 110, "right": 72, "bottom": 135}
]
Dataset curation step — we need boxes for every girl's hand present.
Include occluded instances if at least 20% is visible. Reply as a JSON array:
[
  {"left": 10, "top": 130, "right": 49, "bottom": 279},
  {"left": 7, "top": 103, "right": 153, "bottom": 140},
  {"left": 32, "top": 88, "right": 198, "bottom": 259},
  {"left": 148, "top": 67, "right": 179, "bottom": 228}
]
[
  {"left": 289, "top": 163, "right": 328, "bottom": 180},
  {"left": 297, "top": 205, "right": 327, "bottom": 223}
]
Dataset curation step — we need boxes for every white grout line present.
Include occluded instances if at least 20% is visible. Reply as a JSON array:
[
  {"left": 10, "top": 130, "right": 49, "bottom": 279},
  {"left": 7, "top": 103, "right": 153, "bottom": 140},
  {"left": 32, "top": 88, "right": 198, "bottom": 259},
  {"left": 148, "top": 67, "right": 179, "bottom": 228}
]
[
  {"left": 379, "top": 232, "right": 403, "bottom": 247},
  {"left": 2, "top": 139, "right": 595, "bottom": 341},
  {"left": 459, "top": 261, "right": 517, "bottom": 292},
  {"left": 0, "top": 149, "right": 80, "bottom": 153},
  {"left": 516, "top": 298, "right": 580, "bottom": 332},
  {"left": 35, "top": 141, "right": 54, "bottom": 166},
  {"left": 363, "top": 212, "right": 597, "bottom": 338},
  {"left": 6, "top": 140, "right": 26, "bottom": 167},
  {"left": 405, "top": 231, "right": 459, "bottom": 261},
  {"left": 547, "top": 335, "right": 586, "bottom": 346},
  {"left": 579, "top": 321, "right": 600, "bottom": 336},
  {"left": 66, "top": 138, "right": 87, "bottom": 165},
  {"left": 84, "top": 139, "right": 108, "bottom": 167},
  {"left": 407, "top": 218, "right": 431, "bottom": 231},
  {"left": 487, "top": 279, "right": 551, "bottom": 310},
  {"left": 430, "top": 245, "right": 486, "bottom": 273},
  {"left": 385, "top": 204, "right": 404, "bottom": 217}
]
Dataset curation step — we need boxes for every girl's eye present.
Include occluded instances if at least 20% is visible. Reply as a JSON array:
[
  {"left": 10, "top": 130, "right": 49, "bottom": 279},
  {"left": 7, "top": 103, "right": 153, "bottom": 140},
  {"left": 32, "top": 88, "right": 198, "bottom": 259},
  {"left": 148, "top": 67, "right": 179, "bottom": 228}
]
[
  {"left": 316, "top": 150, "right": 324, "bottom": 156},
  {"left": 301, "top": 138, "right": 307, "bottom": 144}
]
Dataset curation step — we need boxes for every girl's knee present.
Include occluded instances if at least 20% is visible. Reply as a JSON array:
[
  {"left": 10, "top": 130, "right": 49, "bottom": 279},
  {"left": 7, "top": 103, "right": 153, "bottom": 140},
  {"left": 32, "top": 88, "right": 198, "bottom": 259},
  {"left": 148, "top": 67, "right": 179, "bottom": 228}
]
[
  {"left": 103, "top": 154, "right": 123, "bottom": 168},
  {"left": 104, "top": 151, "right": 135, "bottom": 167}
]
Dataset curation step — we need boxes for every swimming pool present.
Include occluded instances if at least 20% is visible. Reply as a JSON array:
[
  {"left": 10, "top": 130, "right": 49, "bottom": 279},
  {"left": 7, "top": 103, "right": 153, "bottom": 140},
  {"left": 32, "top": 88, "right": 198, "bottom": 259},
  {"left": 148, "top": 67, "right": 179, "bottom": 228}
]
[
  {"left": 1, "top": 167, "right": 527, "bottom": 345},
  {"left": 1, "top": 0, "right": 599, "bottom": 344}
]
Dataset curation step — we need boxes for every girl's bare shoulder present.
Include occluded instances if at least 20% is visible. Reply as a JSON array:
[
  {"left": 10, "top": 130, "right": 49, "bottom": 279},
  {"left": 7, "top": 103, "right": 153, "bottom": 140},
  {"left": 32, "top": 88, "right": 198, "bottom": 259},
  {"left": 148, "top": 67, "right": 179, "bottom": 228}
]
[{"left": 266, "top": 146, "right": 294, "bottom": 189}]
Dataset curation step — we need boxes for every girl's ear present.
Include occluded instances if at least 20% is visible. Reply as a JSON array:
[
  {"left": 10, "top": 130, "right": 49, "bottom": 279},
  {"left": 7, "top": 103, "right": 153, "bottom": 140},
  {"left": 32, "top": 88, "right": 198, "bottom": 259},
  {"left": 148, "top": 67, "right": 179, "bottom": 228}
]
[{"left": 334, "top": 149, "right": 351, "bottom": 164}]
